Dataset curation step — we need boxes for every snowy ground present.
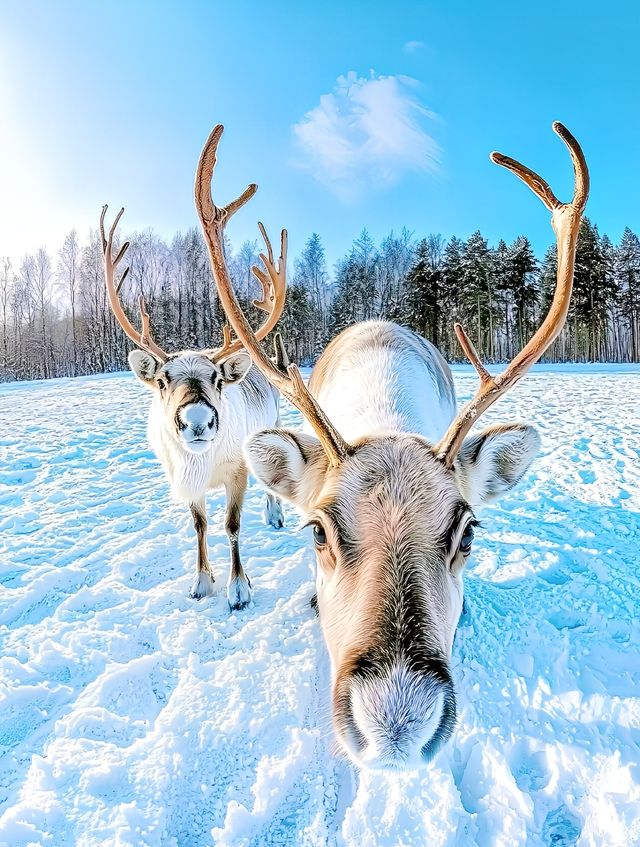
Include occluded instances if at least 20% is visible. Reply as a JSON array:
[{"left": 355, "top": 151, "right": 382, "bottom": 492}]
[{"left": 0, "top": 364, "right": 639, "bottom": 847}]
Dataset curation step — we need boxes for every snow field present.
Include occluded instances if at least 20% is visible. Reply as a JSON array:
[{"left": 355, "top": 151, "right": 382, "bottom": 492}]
[{"left": 0, "top": 365, "right": 639, "bottom": 846}]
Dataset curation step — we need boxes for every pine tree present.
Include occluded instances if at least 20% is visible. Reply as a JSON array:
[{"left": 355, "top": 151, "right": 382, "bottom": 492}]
[
  {"left": 460, "top": 231, "right": 497, "bottom": 359},
  {"left": 280, "top": 283, "right": 315, "bottom": 364},
  {"left": 507, "top": 236, "right": 539, "bottom": 355},
  {"left": 404, "top": 237, "right": 442, "bottom": 345},
  {"left": 572, "top": 219, "right": 618, "bottom": 360},
  {"left": 616, "top": 227, "right": 640, "bottom": 361},
  {"left": 293, "top": 234, "right": 330, "bottom": 356},
  {"left": 598, "top": 234, "right": 618, "bottom": 360},
  {"left": 493, "top": 239, "right": 511, "bottom": 359},
  {"left": 440, "top": 237, "right": 464, "bottom": 359},
  {"left": 351, "top": 229, "right": 378, "bottom": 321},
  {"left": 328, "top": 255, "right": 360, "bottom": 338}
]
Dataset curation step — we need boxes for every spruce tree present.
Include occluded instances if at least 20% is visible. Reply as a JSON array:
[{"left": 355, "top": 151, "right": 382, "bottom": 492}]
[
  {"left": 508, "top": 236, "right": 539, "bottom": 353},
  {"left": 404, "top": 237, "right": 442, "bottom": 345},
  {"left": 440, "top": 237, "right": 464, "bottom": 359},
  {"left": 460, "top": 231, "right": 497, "bottom": 359},
  {"left": 616, "top": 227, "right": 640, "bottom": 361}
]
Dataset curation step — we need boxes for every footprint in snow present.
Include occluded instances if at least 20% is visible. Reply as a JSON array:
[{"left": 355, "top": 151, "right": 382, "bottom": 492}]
[{"left": 542, "top": 805, "right": 582, "bottom": 846}]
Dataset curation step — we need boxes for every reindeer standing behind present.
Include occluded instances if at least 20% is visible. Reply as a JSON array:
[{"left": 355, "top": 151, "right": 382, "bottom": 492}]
[
  {"left": 199, "top": 122, "right": 588, "bottom": 769},
  {"left": 100, "top": 200, "right": 287, "bottom": 610}
]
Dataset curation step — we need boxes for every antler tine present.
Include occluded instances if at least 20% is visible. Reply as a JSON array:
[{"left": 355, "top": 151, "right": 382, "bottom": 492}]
[
  {"left": 195, "top": 124, "right": 258, "bottom": 230},
  {"left": 195, "top": 124, "right": 350, "bottom": 467},
  {"left": 113, "top": 240, "right": 130, "bottom": 268},
  {"left": 100, "top": 205, "right": 168, "bottom": 363},
  {"left": 553, "top": 121, "right": 589, "bottom": 213},
  {"left": 489, "top": 153, "right": 560, "bottom": 213},
  {"left": 221, "top": 324, "right": 233, "bottom": 348},
  {"left": 251, "top": 265, "right": 272, "bottom": 311},
  {"left": 100, "top": 204, "right": 108, "bottom": 252},
  {"left": 454, "top": 324, "right": 492, "bottom": 386},
  {"left": 226, "top": 185, "right": 259, "bottom": 221},
  {"left": 437, "top": 122, "right": 589, "bottom": 467},
  {"left": 258, "top": 221, "right": 274, "bottom": 265},
  {"left": 252, "top": 223, "right": 287, "bottom": 312},
  {"left": 115, "top": 265, "right": 130, "bottom": 295},
  {"left": 108, "top": 207, "right": 126, "bottom": 245},
  {"left": 251, "top": 222, "right": 274, "bottom": 311}
]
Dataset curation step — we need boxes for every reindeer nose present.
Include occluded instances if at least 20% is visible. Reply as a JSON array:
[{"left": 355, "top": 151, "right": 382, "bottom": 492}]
[
  {"left": 179, "top": 403, "right": 215, "bottom": 437},
  {"left": 339, "top": 662, "right": 456, "bottom": 770}
]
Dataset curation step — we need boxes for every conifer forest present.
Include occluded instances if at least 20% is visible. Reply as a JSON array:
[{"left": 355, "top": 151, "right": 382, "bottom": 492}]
[{"left": 1, "top": 219, "right": 638, "bottom": 381}]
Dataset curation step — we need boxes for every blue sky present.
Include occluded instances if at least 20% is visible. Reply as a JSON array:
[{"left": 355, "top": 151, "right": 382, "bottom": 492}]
[{"left": 1, "top": 0, "right": 638, "bottom": 267}]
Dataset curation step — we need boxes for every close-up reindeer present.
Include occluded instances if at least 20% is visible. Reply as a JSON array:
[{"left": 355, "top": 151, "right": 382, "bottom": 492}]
[
  {"left": 196, "top": 121, "right": 589, "bottom": 770},
  {"left": 99, "top": 204, "right": 288, "bottom": 610}
]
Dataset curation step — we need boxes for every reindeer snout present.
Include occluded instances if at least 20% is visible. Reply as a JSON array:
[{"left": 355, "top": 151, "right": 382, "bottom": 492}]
[
  {"left": 336, "top": 661, "right": 456, "bottom": 770},
  {"left": 178, "top": 403, "right": 217, "bottom": 448}
]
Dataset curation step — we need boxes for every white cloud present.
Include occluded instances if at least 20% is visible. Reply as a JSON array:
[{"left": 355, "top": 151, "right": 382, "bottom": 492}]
[
  {"left": 293, "top": 71, "right": 440, "bottom": 199},
  {"left": 403, "top": 40, "right": 425, "bottom": 53}
]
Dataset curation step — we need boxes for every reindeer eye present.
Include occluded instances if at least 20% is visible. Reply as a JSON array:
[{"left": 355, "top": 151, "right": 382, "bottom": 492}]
[
  {"left": 157, "top": 378, "right": 166, "bottom": 391},
  {"left": 460, "top": 523, "right": 475, "bottom": 557},
  {"left": 312, "top": 524, "right": 327, "bottom": 547}
]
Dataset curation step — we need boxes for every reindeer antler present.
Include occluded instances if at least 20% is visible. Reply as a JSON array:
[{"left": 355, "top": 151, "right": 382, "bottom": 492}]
[
  {"left": 194, "top": 125, "right": 288, "bottom": 364},
  {"left": 100, "top": 205, "right": 168, "bottom": 362},
  {"left": 436, "top": 122, "right": 589, "bottom": 467},
  {"left": 194, "top": 124, "right": 350, "bottom": 467}
]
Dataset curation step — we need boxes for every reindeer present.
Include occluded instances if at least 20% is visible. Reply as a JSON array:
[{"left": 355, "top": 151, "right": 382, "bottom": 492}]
[
  {"left": 99, "top": 200, "right": 288, "bottom": 610},
  {"left": 195, "top": 121, "right": 588, "bottom": 769}
]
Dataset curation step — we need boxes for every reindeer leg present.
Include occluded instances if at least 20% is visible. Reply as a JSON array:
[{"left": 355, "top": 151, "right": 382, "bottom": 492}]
[
  {"left": 189, "top": 498, "right": 215, "bottom": 600},
  {"left": 225, "top": 465, "right": 251, "bottom": 611},
  {"left": 264, "top": 408, "right": 285, "bottom": 529},
  {"left": 264, "top": 492, "right": 284, "bottom": 529}
]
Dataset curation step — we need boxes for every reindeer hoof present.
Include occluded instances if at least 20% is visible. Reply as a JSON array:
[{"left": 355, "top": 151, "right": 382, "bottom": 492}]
[
  {"left": 189, "top": 571, "right": 215, "bottom": 600},
  {"left": 228, "top": 575, "right": 252, "bottom": 611}
]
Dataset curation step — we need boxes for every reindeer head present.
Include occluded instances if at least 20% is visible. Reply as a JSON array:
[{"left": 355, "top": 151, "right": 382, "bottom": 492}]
[
  {"left": 128, "top": 348, "right": 251, "bottom": 453},
  {"left": 99, "top": 205, "right": 285, "bottom": 455},
  {"left": 245, "top": 421, "right": 540, "bottom": 769},
  {"left": 197, "top": 122, "right": 586, "bottom": 770}
]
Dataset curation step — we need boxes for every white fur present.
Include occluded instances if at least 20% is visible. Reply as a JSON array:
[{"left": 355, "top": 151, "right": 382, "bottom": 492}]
[
  {"left": 131, "top": 350, "right": 282, "bottom": 606},
  {"left": 190, "top": 570, "right": 215, "bottom": 600},
  {"left": 456, "top": 424, "right": 542, "bottom": 507},
  {"left": 146, "top": 356, "right": 279, "bottom": 504},
  {"left": 347, "top": 666, "right": 445, "bottom": 770},
  {"left": 227, "top": 574, "right": 252, "bottom": 609},
  {"left": 311, "top": 322, "right": 456, "bottom": 443}
]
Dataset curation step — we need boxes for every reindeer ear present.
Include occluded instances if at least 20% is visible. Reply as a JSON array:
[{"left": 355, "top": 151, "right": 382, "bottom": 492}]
[
  {"left": 217, "top": 351, "right": 252, "bottom": 385},
  {"left": 129, "top": 350, "right": 160, "bottom": 387},
  {"left": 245, "top": 429, "right": 328, "bottom": 508},
  {"left": 455, "top": 423, "right": 540, "bottom": 507}
]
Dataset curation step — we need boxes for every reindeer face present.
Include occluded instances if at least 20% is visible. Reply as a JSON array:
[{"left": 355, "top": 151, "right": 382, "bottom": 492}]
[
  {"left": 246, "top": 424, "right": 539, "bottom": 770},
  {"left": 129, "top": 349, "right": 251, "bottom": 453}
]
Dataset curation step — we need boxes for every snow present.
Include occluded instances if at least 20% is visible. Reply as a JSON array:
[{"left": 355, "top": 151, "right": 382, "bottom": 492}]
[{"left": 0, "top": 364, "right": 639, "bottom": 847}]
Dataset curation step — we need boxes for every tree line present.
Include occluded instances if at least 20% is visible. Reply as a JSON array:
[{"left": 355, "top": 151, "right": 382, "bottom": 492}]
[{"left": 1, "top": 219, "right": 639, "bottom": 382}]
